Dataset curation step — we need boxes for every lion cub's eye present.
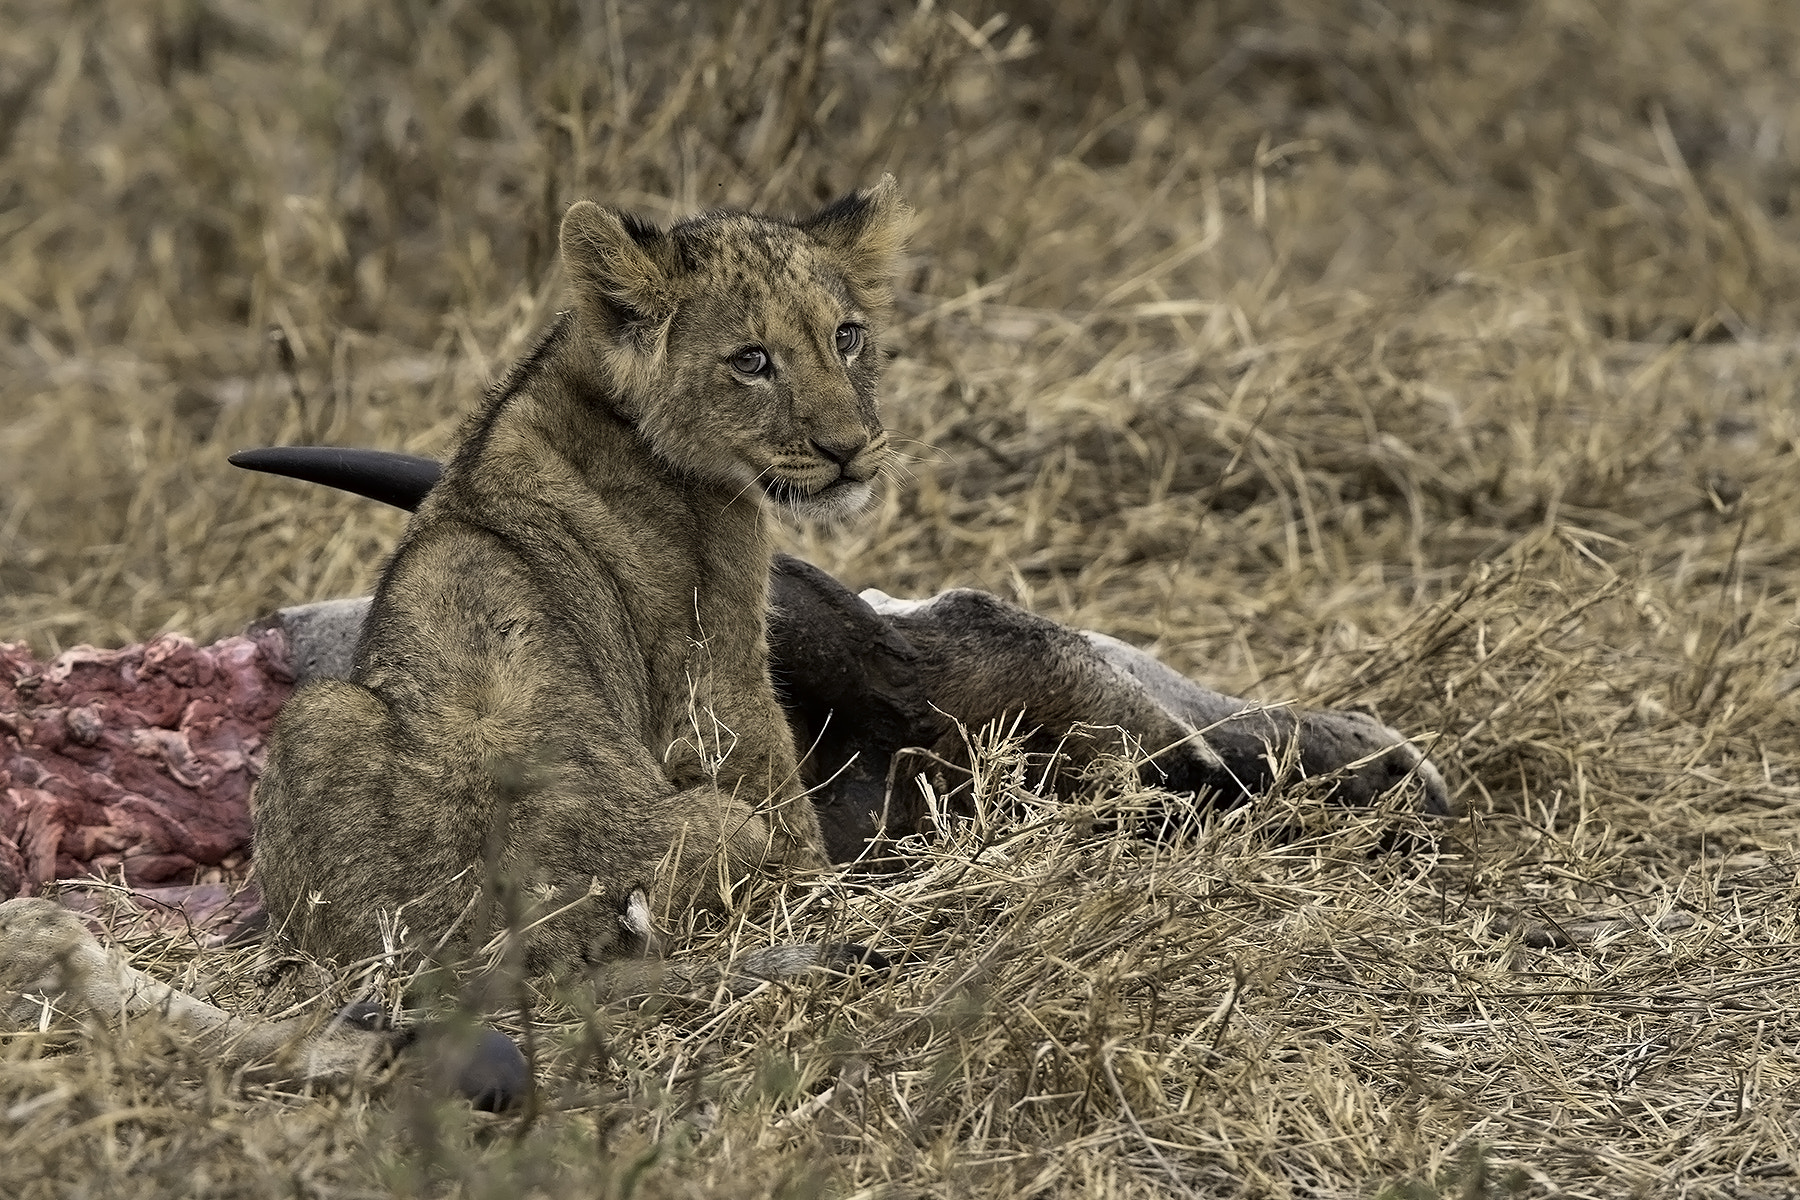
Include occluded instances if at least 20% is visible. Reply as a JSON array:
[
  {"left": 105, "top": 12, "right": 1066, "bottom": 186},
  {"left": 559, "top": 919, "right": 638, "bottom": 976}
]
[
  {"left": 729, "top": 346, "right": 771, "bottom": 377},
  {"left": 835, "top": 323, "right": 865, "bottom": 357}
]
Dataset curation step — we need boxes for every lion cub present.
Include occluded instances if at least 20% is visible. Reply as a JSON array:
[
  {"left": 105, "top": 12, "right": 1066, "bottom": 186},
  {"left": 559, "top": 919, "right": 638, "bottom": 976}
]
[{"left": 253, "top": 179, "right": 909, "bottom": 975}]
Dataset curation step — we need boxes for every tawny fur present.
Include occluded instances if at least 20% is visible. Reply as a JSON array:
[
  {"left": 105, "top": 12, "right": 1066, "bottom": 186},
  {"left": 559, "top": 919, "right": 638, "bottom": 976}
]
[{"left": 252, "top": 179, "right": 910, "bottom": 974}]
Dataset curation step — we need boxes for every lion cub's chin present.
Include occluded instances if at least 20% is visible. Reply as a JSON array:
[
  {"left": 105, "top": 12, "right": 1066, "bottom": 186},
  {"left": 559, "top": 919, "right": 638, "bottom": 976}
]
[{"left": 767, "top": 477, "right": 875, "bottom": 522}]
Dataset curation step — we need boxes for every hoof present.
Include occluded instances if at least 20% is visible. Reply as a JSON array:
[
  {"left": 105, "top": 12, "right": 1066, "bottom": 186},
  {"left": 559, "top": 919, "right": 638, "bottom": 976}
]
[
  {"left": 410, "top": 1020, "right": 531, "bottom": 1113},
  {"left": 449, "top": 1028, "right": 530, "bottom": 1113},
  {"left": 359, "top": 1002, "right": 531, "bottom": 1112},
  {"left": 333, "top": 1000, "right": 392, "bottom": 1032}
]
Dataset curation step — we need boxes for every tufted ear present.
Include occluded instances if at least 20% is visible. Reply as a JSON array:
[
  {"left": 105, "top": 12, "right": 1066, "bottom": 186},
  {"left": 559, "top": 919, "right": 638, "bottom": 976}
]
[
  {"left": 799, "top": 175, "right": 912, "bottom": 311},
  {"left": 559, "top": 201, "right": 677, "bottom": 342}
]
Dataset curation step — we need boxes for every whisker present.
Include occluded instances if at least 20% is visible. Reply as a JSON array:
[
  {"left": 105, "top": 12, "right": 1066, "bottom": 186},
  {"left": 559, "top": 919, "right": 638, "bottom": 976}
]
[
  {"left": 886, "top": 436, "right": 951, "bottom": 465},
  {"left": 729, "top": 463, "right": 777, "bottom": 507}
]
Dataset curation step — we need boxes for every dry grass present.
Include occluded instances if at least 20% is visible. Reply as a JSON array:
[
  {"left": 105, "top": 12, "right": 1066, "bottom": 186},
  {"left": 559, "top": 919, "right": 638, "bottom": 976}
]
[{"left": 5, "top": 0, "right": 1800, "bottom": 1195}]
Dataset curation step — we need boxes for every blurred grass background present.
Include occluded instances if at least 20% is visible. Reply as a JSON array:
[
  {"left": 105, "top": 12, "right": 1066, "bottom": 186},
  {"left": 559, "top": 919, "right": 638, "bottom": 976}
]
[{"left": 6, "top": 0, "right": 1800, "bottom": 1196}]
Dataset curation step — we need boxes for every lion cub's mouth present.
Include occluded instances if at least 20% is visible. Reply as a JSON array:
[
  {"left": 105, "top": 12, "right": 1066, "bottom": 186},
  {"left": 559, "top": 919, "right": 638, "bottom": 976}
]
[
  {"left": 759, "top": 435, "right": 888, "bottom": 516},
  {"left": 761, "top": 473, "right": 875, "bottom": 517}
]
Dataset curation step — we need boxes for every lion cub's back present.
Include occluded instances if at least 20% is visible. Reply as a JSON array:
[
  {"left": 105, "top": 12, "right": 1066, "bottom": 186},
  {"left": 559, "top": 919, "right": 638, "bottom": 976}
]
[{"left": 252, "top": 514, "right": 650, "bottom": 960}]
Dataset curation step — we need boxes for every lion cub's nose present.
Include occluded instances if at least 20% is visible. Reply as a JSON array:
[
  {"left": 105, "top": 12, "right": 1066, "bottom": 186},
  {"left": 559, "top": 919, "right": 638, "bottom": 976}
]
[{"left": 809, "top": 436, "right": 868, "bottom": 466}]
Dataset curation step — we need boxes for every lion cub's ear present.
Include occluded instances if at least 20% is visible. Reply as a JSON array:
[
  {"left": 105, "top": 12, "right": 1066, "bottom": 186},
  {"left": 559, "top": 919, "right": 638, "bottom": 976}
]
[
  {"left": 799, "top": 175, "right": 912, "bottom": 311},
  {"left": 560, "top": 201, "right": 677, "bottom": 344}
]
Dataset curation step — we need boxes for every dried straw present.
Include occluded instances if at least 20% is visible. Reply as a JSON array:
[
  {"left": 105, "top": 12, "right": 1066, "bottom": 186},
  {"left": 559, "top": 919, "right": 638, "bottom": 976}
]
[{"left": 4, "top": 0, "right": 1800, "bottom": 1194}]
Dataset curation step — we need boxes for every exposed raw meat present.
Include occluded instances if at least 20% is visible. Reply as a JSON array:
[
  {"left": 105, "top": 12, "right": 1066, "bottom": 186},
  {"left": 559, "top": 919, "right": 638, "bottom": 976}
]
[{"left": 0, "top": 630, "right": 291, "bottom": 905}]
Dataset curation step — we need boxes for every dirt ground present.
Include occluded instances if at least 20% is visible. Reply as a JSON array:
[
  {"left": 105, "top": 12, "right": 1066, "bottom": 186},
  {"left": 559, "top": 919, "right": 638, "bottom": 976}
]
[{"left": 4, "top": 1, "right": 1800, "bottom": 1196}]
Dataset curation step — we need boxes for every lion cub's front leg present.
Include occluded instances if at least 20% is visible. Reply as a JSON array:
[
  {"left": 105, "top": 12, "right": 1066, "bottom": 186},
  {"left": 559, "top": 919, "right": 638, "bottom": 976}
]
[
  {"left": 665, "top": 648, "right": 828, "bottom": 874},
  {"left": 714, "top": 701, "right": 828, "bottom": 874}
]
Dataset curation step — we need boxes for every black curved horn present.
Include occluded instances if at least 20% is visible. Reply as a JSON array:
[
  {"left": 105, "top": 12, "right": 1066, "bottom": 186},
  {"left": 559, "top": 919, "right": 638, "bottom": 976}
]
[{"left": 229, "top": 447, "right": 441, "bottom": 512}]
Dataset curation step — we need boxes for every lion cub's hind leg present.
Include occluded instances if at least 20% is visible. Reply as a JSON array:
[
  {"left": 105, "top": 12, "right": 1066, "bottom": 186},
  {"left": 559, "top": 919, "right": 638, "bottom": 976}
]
[
  {"left": 255, "top": 673, "right": 855, "bottom": 986},
  {"left": 253, "top": 678, "right": 479, "bottom": 969}
]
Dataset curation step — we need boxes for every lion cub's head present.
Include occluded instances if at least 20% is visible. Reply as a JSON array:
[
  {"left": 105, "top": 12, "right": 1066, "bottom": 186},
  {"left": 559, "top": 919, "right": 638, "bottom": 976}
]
[{"left": 558, "top": 178, "right": 911, "bottom": 519}]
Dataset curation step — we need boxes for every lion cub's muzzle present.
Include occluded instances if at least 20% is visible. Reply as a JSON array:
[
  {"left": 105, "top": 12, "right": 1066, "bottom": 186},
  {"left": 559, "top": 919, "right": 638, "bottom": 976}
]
[
  {"left": 767, "top": 429, "right": 890, "bottom": 516},
  {"left": 812, "top": 434, "right": 882, "bottom": 485}
]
